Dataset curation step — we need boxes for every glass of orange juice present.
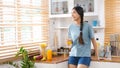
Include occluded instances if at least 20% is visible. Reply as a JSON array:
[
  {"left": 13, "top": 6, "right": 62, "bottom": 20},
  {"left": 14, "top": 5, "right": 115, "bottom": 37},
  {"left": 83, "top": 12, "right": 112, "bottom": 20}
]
[
  {"left": 40, "top": 43, "right": 47, "bottom": 58},
  {"left": 67, "top": 39, "right": 72, "bottom": 49}
]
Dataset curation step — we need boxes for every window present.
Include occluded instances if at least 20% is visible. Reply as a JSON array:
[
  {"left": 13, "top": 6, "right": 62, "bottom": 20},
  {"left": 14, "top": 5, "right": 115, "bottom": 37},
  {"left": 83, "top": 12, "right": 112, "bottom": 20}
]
[
  {"left": 0, "top": 0, "right": 49, "bottom": 63},
  {"left": 105, "top": 0, "right": 120, "bottom": 42}
]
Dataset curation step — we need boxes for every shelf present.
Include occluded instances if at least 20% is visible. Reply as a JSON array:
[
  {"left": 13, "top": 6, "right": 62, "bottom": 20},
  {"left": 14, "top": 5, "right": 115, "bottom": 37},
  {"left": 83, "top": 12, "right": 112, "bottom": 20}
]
[
  {"left": 93, "top": 26, "right": 104, "bottom": 29},
  {"left": 49, "top": 12, "right": 98, "bottom": 18},
  {"left": 55, "top": 27, "right": 69, "bottom": 29},
  {"left": 49, "top": 14, "right": 71, "bottom": 18},
  {"left": 84, "top": 12, "right": 98, "bottom": 16},
  {"left": 55, "top": 26, "right": 104, "bottom": 29}
]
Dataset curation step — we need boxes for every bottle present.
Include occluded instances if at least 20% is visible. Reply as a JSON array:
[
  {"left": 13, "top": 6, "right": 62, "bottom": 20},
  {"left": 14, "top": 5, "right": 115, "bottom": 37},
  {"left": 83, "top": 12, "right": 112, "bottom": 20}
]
[
  {"left": 47, "top": 49, "right": 52, "bottom": 61},
  {"left": 96, "top": 38, "right": 100, "bottom": 59},
  {"left": 105, "top": 42, "right": 111, "bottom": 60},
  {"left": 54, "top": 31, "right": 58, "bottom": 50},
  {"left": 92, "top": 20, "right": 98, "bottom": 26}
]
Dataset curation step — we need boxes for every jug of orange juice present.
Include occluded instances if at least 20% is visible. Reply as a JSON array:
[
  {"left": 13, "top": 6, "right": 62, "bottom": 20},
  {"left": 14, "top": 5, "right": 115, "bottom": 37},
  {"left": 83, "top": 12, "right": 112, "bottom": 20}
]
[{"left": 47, "top": 49, "right": 52, "bottom": 61}]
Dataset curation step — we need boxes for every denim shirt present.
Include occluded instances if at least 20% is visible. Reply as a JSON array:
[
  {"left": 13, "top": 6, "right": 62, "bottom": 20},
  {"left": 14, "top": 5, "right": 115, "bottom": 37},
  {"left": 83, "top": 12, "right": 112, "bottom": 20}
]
[{"left": 68, "top": 22, "right": 94, "bottom": 57}]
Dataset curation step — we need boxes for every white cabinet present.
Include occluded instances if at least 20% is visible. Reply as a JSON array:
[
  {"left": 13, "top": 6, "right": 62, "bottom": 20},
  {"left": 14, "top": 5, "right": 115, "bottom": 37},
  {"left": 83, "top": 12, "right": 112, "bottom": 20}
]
[
  {"left": 89, "top": 61, "right": 120, "bottom": 68},
  {"left": 1, "top": 61, "right": 120, "bottom": 68},
  {"left": 35, "top": 61, "right": 120, "bottom": 68},
  {"left": 56, "top": 61, "right": 68, "bottom": 68},
  {"left": 49, "top": 0, "right": 98, "bottom": 18},
  {"left": 49, "top": 0, "right": 105, "bottom": 49},
  {"left": 49, "top": 0, "right": 73, "bottom": 18},
  {"left": 35, "top": 61, "right": 68, "bottom": 68}
]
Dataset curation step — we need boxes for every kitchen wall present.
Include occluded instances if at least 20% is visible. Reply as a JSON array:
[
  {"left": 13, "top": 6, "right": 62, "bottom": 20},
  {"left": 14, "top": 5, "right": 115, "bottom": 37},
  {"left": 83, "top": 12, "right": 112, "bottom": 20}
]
[{"left": 49, "top": 0, "right": 105, "bottom": 50}]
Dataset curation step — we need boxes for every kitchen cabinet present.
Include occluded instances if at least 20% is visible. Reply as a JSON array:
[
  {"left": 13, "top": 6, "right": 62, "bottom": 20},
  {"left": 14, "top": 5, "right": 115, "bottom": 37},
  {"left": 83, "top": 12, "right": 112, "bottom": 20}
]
[
  {"left": 35, "top": 61, "right": 68, "bottom": 68},
  {"left": 49, "top": 0, "right": 98, "bottom": 18},
  {"left": 89, "top": 61, "right": 120, "bottom": 68},
  {"left": 1, "top": 60, "right": 120, "bottom": 68},
  {"left": 35, "top": 61, "right": 120, "bottom": 68}
]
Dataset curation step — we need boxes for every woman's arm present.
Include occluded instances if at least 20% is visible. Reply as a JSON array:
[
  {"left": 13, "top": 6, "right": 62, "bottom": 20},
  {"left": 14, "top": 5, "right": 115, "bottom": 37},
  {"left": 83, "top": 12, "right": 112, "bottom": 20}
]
[{"left": 91, "top": 38, "right": 98, "bottom": 58}]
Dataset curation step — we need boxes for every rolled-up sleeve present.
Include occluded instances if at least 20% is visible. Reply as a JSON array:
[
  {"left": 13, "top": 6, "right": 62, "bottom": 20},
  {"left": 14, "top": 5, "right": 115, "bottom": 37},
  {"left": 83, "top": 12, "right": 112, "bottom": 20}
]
[{"left": 88, "top": 25, "right": 94, "bottom": 39}]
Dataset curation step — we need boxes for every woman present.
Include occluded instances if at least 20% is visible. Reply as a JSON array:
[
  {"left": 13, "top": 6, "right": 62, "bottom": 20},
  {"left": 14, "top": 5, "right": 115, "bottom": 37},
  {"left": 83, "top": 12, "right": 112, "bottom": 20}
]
[{"left": 68, "top": 6, "right": 98, "bottom": 68}]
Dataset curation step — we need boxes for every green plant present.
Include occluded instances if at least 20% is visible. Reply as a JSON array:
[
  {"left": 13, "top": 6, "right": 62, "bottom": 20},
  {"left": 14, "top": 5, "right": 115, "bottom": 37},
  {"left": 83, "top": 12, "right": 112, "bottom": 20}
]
[
  {"left": 15, "top": 47, "right": 35, "bottom": 68},
  {"left": 8, "top": 62, "right": 19, "bottom": 68}
]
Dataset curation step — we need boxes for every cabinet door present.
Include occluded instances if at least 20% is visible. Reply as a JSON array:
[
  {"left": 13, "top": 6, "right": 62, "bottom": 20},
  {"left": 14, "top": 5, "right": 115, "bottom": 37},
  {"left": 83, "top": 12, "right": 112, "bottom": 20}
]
[
  {"left": 57, "top": 61, "right": 68, "bottom": 68},
  {"left": 35, "top": 61, "right": 68, "bottom": 68},
  {"left": 50, "top": 0, "right": 69, "bottom": 15},
  {"left": 89, "top": 61, "right": 120, "bottom": 68},
  {"left": 74, "top": 0, "right": 94, "bottom": 12},
  {"left": 35, "top": 63, "right": 56, "bottom": 68}
]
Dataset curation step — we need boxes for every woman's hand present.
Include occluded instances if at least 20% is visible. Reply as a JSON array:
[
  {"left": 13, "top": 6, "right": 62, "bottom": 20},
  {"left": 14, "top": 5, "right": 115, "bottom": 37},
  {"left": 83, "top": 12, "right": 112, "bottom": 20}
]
[
  {"left": 95, "top": 51, "right": 99, "bottom": 60},
  {"left": 91, "top": 38, "right": 99, "bottom": 60}
]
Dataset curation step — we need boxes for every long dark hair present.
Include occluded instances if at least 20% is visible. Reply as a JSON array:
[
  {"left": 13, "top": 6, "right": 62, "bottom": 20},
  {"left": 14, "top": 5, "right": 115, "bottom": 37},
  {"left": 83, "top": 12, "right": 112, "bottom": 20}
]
[{"left": 73, "top": 6, "right": 84, "bottom": 44}]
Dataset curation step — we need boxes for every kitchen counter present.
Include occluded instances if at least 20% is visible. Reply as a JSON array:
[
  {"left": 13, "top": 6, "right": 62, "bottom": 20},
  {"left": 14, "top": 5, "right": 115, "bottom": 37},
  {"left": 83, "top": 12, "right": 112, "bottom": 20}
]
[
  {"left": 91, "top": 56, "right": 120, "bottom": 63},
  {"left": 35, "top": 55, "right": 120, "bottom": 64},
  {"left": 35, "top": 55, "right": 69, "bottom": 64}
]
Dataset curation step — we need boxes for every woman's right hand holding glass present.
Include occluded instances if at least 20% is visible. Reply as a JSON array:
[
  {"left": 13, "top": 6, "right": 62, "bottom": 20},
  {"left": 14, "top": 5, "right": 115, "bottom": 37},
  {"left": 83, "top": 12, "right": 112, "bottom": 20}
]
[{"left": 67, "top": 39, "right": 72, "bottom": 48}]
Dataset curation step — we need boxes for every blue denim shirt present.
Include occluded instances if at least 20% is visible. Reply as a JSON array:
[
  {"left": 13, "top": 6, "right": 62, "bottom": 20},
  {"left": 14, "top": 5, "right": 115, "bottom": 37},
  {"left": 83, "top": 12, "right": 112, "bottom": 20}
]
[{"left": 68, "top": 22, "right": 94, "bottom": 57}]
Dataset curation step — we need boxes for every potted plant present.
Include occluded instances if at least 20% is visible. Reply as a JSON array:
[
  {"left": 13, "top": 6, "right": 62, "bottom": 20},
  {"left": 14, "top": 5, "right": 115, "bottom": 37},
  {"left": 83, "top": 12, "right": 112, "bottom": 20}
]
[{"left": 9, "top": 47, "right": 35, "bottom": 68}]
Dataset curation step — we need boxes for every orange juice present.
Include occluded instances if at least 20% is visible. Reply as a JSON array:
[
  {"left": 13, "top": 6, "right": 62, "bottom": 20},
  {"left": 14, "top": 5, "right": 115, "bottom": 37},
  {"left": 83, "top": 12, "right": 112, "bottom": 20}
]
[
  {"left": 67, "top": 40, "right": 72, "bottom": 46},
  {"left": 40, "top": 43, "right": 47, "bottom": 48},
  {"left": 40, "top": 43, "right": 47, "bottom": 58},
  {"left": 47, "top": 49, "right": 52, "bottom": 61}
]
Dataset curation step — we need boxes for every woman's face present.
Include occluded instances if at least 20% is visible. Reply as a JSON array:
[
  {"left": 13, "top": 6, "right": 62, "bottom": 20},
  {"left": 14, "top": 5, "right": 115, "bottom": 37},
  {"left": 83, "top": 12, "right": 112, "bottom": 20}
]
[{"left": 72, "top": 9, "right": 80, "bottom": 21}]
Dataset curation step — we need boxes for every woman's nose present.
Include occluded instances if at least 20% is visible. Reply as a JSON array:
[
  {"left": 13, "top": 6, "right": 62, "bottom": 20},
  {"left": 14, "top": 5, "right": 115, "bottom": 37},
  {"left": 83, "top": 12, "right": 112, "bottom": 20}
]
[{"left": 72, "top": 14, "right": 74, "bottom": 17}]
